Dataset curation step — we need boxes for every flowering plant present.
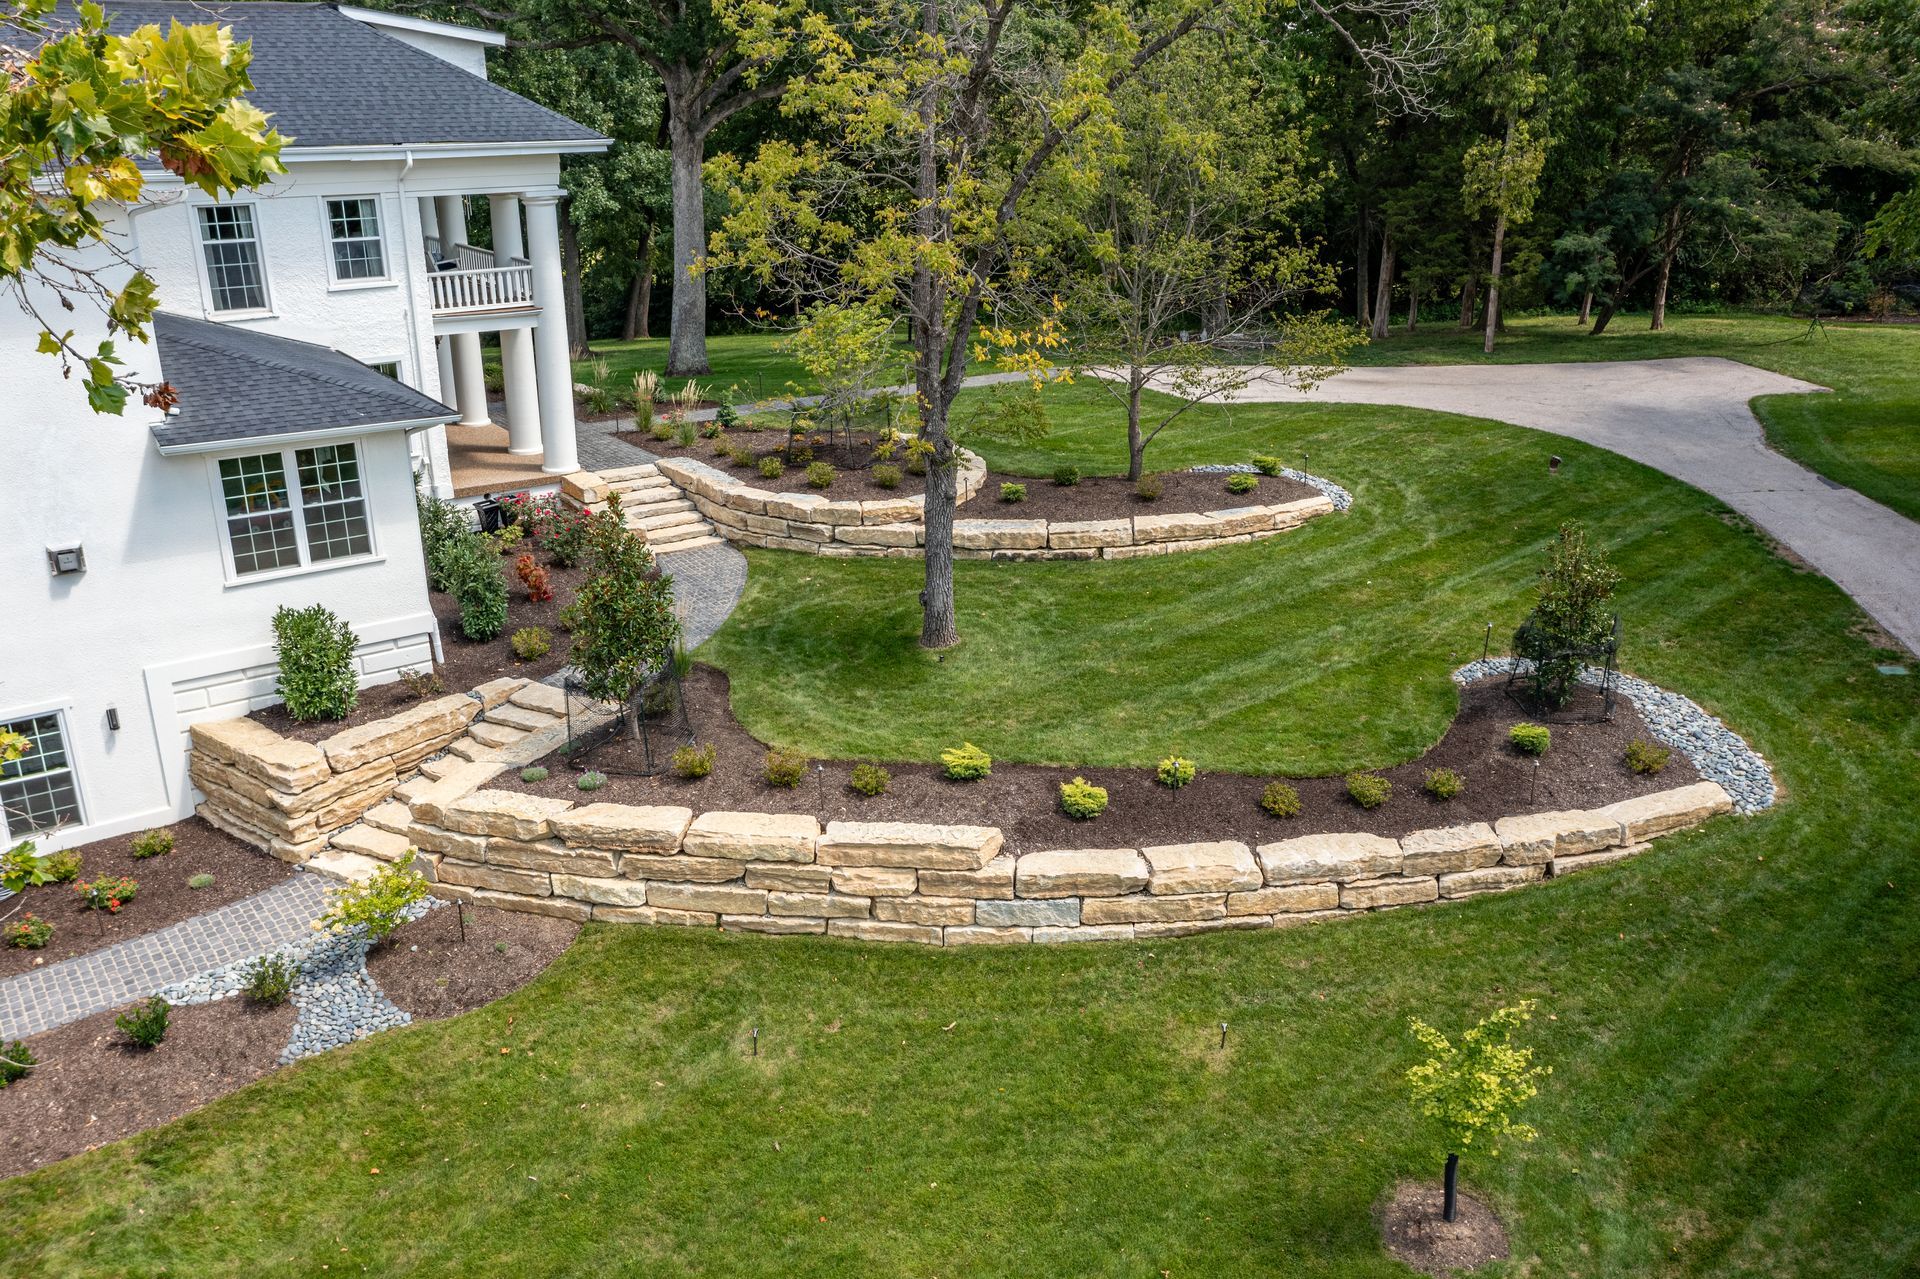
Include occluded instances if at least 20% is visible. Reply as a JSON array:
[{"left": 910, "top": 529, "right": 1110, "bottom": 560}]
[
  {"left": 78, "top": 875, "right": 139, "bottom": 912},
  {"left": 5, "top": 914, "right": 52, "bottom": 948}
]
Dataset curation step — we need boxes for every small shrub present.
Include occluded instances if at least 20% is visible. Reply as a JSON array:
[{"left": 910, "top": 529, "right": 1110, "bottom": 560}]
[
  {"left": 1135, "top": 474, "right": 1164, "bottom": 501},
  {"left": 728, "top": 444, "right": 757, "bottom": 469},
  {"left": 0, "top": 1040, "right": 33, "bottom": 1087},
  {"left": 398, "top": 667, "right": 444, "bottom": 700},
  {"left": 418, "top": 491, "right": 475, "bottom": 591},
  {"left": 649, "top": 418, "right": 674, "bottom": 441},
  {"left": 1052, "top": 464, "right": 1081, "bottom": 487},
  {"left": 1423, "top": 768, "right": 1466, "bottom": 800},
  {"left": 515, "top": 553, "right": 554, "bottom": 602},
  {"left": 78, "top": 875, "right": 138, "bottom": 912},
  {"left": 1060, "top": 776, "right": 1109, "bottom": 819},
  {"left": 940, "top": 742, "right": 993, "bottom": 781},
  {"left": 1260, "top": 780, "right": 1303, "bottom": 818},
  {"left": 675, "top": 421, "right": 699, "bottom": 447},
  {"left": 671, "top": 743, "right": 716, "bottom": 779},
  {"left": 711, "top": 435, "right": 733, "bottom": 456},
  {"left": 272, "top": 604, "right": 359, "bottom": 722},
  {"left": 850, "top": 763, "right": 890, "bottom": 797},
  {"left": 1226, "top": 472, "right": 1259, "bottom": 495},
  {"left": 488, "top": 524, "right": 525, "bottom": 557},
  {"left": 759, "top": 455, "right": 786, "bottom": 480},
  {"left": 806, "top": 461, "right": 836, "bottom": 490},
  {"left": 5, "top": 914, "right": 52, "bottom": 949},
  {"left": 1251, "top": 455, "right": 1284, "bottom": 476},
  {"left": 510, "top": 626, "right": 553, "bottom": 661},
  {"left": 765, "top": 748, "right": 809, "bottom": 788},
  {"left": 906, "top": 451, "right": 929, "bottom": 476},
  {"left": 129, "top": 828, "right": 174, "bottom": 860},
  {"left": 872, "top": 464, "right": 903, "bottom": 490},
  {"left": 115, "top": 997, "right": 171, "bottom": 1048},
  {"left": 702, "top": 419, "right": 728, "bottom": 441},
  {"left": 716, "top": 401, "right": 742, "bottom": 429},
  {"left": 999, "top": 482, "right": 1027, "bottom": 503},
  {"left": 1156, "top": 755, "right": 1196, "bottom": 789},
  {"left": 577, "top": 771, "right": 608, "bottom": 792},
  {"left": 1509, "top": 722, "right": 1552, "bottom": 756},
  {"left": 188, "top": 873, "right": 215, "bottom": 890},
  {"left": 42, "top": 849, "right": 82, "bottom": 883},
  {"left": 519, "top": 765, "right": 550, "bottom": 783},
  {"left": 1346, "top": 771, "right": 1393, "bottom": 809},
  {"left": 443, "top": 535, "right": 508, "bottom": 640},
  {"left": 584, "top": 384, "right": 616, "bottom": 415},
  {"left": 242, "top": 954, "right": 298, "bottom": 1006},
  {"left": 313, "top": 850, "right": 428, "bottom": 943},
  {"left": 1625, "top": 738, "right": 1673, "bottom": 775}
]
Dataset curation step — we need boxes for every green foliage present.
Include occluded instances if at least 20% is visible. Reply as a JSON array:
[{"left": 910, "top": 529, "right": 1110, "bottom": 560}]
[
  {"left": 765, "top": 749, "right": 810, "bottom": 788},
  {"left": 759, "top": 455, "right": 786, "bottom": 479},
  {"left": 418, "top": 493, "right": 475, "bottom": 592},
  {"left": 0, "top": 1039, "right": 33, "bottom": 1087},
  {"left": 398, "top": 668, "right": 445, "bottom": 700},
  {"left": 313, "top": 851, "right": 428, "bottom": 944},
  {"left": 1407, "top": 1001, "right": 1550, "bottom": 1160},
  {"left": 849, "top": 763, "right": 891, "bottom": 797},
  {"left": 1260, "top": 781, "right": 1302, "bottom": 818},
  {"left": 873, "top": 464, "right": 903, "bottom": 490},
  {"left": 434, "top": 532, "right": 510, "bottom": 642},
  {"left": 730, "top": 445, "right": 759, "bottom": 469},
  {"left": 1251, "top": 455, "right": 1284, "bottom": 476},
  {"left": 78, "top": 875, "right": 138, "bottom": 912},
  {"left": 1512, "top": 522, "right": 1621, "bottom": 708},
  {"left": 806, "top": 462, "right": 837, "bottom": 490},
  {"left": 1156, "top": 755, "right": 1196, "bottom": 789},
  {"left": 939, "top": 742, "right": 993, "bottom": 781},
  {"left": 1625, "top": 738, "right": 1672, "bottom": 775},
  {"left": 510, "top": 627, "right": 553, "bottom": 661},
  {"left": 1, "top": 840, "right": 58, "bottom": 894},
  {"left": 577, "top": 771, "right": 608, "bottom": 792},
  {"left": 272, "top": 605, "right": 360, "bottom": 722},
  {"left": 675, "top": 421, "right": 699, "bottom": 447},
  {"left": 187, "top": 873, "right": 214, "bottom": 890},
  {"left": 115, "top": 997, "right": 171, "bottom": 1049},
  {"left": 4, "top": 913, "right": 52, "bottom": 949},
  {"left": 1059, "top": 777, "right": 1109, "bottom": 819},
  {"left": 129, "top": 828, "right": 174, "bottom": 860},
  {"left": 1509, "top": 723, "right": 1552, "bottom": 756},
  {"left": 649, "top": 418, "right": 674, "bottom": 441},
  {"left": 999, "top": 482, "right": 1027, "bottom": 503},
  {"left": 42, "top": 850, "right": 81, "bottom": 883},
  {"left": 242, "top": 955, "right": 298, "bottom": 1006},
  {"left": 1346, "top": 772, "right": 1392, "bottom": 809},
  {"left": 1226, "top": 473, "right": 1259, "bottom": 495},
  {"left": 569, "top": 523, "right": 679, "bottom": 709},
  {"left": 1135, "top": 474, "right": 1164, "bottom": 501},
  {"left": 1423, "top": 768, "right": 1466, "bottom": 800},
  {"left": 671, "top": 744, "right": 716, "bottom": 779},
  {"left": 1052, "top": 465, "right": 1082, "bottom": 487},
  {"left": 520, "top": 766, "right": 551, "bottom": 783}
]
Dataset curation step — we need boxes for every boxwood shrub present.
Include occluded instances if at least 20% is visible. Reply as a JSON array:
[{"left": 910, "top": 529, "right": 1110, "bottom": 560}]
[
  {"left": 1059, "top": 777, "right": 1108, "bottom": 819},
  {"left": 272, "top": 604, "right": 359, "bottom": 722}
]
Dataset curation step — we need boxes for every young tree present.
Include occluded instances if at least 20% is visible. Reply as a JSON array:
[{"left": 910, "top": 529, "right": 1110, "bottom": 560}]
[
  {"left": 1512, "top": 519, "right": 1619, "bottom": 707},
  {"left": 570, "top": 514, "right": 681, "bottom": 739},
  {"left": 2, "top": 0, "right": 285, "bottom": 412},
  {"left": 1406, "top": 1000, "right": 1550, "bottom": 1223}
]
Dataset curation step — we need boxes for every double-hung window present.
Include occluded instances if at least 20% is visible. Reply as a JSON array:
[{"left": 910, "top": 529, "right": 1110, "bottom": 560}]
[
  {"left": 217, "top": 443, "right": 374, "bottom": 579},
  {"left": 196, "top": 204, "right": 269, "bottom": 313},
  {"left": 326, "top": 197, "right": 387, "bottom": 282},
  {"left": 0, "top": 713, "right": 82, "bottom": 838}
]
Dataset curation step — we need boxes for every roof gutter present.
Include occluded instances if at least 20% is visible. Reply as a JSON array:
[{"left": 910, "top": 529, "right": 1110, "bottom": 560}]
[{"left": 153, "top": 414, "right": 457, "bottom": 457}]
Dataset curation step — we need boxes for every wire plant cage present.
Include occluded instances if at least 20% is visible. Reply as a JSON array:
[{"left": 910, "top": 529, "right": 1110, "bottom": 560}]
[
  {"left": 1503, "top": 613, "right": 1622, "bottom": 723},
  {"left": 784, "top": 389, "right": 902, "bottom": 472},
  {"left": 559, "top": 652, "right": 695, "bottom": 777}
]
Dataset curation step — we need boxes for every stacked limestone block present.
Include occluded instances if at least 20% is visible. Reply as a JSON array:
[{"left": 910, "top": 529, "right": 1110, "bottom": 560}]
[{"left": 372, "top": 778, "right": 1734, "bottom": 942}]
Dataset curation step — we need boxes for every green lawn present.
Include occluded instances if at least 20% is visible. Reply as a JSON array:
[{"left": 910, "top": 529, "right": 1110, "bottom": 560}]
[
  {"left": 6, "top": 366, "right": 1919, "bottom": 1274},
  {"left": 490, "top": 331, "right": 913, "bottom": 406}
]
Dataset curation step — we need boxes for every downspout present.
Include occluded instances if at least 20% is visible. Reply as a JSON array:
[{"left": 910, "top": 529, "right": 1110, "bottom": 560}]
[{"left": 395, "top": 148, "right": 446, "bottom": 663}]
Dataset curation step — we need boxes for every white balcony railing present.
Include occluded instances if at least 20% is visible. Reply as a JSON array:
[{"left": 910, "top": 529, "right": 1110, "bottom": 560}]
[{"left": 429, "top": 263, "right": 536, "bottom": 315}]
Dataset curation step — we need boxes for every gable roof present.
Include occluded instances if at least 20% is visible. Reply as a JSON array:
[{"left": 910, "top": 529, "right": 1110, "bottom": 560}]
[
  {"left": 151, "top": 312, "right": 455, "bottom": 454},
  {"left": 88, "top": 2, "right": 607, "bottom": 153}
]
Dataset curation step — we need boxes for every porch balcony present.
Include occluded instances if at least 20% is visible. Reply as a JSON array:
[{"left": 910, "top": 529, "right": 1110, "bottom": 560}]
[{"left": 425, "top": 238, "right": 535, "bottom": 319}]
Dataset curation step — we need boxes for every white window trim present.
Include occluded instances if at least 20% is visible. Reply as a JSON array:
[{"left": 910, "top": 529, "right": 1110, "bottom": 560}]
[
  {"left": 322, "top": 193, "right": 397, "bottom": 290},
  {"left": 192, "top": 200, "right": 276, "bottom": 319},
  {"left": 363, "top": 355, "right": 408, "bottom": 383},
  {"left": 205, "top": 440, "right": 384, "bottom": 587},
  {"left": 0, "top": 704, "right": 86, "bottom": 845}
]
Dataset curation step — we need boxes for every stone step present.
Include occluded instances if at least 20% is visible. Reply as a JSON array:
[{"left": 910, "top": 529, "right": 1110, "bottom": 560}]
[
  {"left": 485, "top": 702, "right": 562, "bottom": 733},
  {"left": 629, "top": 506, "right": 703, "bottom": 532},
  {"left": 596, "top": 463, "right": 660, "bottom": 483},
  {"left": 654, "top": 533, "right": 726, "bottom": 554},
  {"left": 305, "top": 849, "right": 383, "bottom": 884},
  {"left": 610, "top": 481, "right": 678, "bottom": 503},
  {"left": 642, "top": 520, "right": 717, "bottom": 548},
  {"left": 330, "top": 823, "right": 413, "bottom": 862}
]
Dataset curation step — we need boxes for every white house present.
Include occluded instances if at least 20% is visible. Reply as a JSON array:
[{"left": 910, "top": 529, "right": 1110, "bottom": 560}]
[{"left": 2, "top": 2, "right": 610, "bottom": 851}]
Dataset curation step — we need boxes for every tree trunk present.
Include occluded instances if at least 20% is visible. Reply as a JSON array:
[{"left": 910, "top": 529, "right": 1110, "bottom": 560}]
[
  {"left": 1590, "top": 297, "right": 1619, "bottom": 335},
  {"left": 622, "top": 223, "right": 655, "bottom": 341},
  {"left": 1406, "top": 283, "right": 1420, "bottom": 333},
  {"left": 666, "top": 117, "right": 712, "bottom": 376},
  {"left": 913, "top": 0, "right": 957, "bottom": 651},
  {"left": 1650, "top": 246, "right": 1674, "bottom": 330},
  {"left": 1578, "top": 289, "right": 1592, "bottom": 326},
  {"left": 1483, "top": 211, "right": 1508, "bottom": 355},
  {"left": 1457, "top": 275, "right": 1478, "bottom": 329},
  {"left": 1443, "top": 1153, "right": 1460, "bottom": 1223},
  {"left": 561, "top": 203, "right": 590, "bottom": 359},
  {"left": 1127, "top": 374, "right": 1147, "bottom": 480},
  {"left": 1369, "top": 233, "right": 1395, "bottom": 340},
  {"left": 1355, "top": 212, "right": 1372, "bottom": 329}
]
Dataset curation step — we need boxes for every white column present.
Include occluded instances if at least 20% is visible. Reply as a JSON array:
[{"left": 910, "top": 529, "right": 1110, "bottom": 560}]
[
  {"left": 434, "top": 335, "right": 457, "bottom": 406},
  {"left": 522, "top": 193, "right": 579, "bottom": 474},
  {"left": 432, "top": 195, "right": 490, "bottom": 427},
  {"left": 490, "top": 195, "right": 541, "bottom": 455},
  {"left": 419, "top": 197, "right": 441, "bottom": 253}
]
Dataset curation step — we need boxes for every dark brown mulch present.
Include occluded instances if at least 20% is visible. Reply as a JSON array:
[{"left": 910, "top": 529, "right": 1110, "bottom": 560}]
[
  {"left": 0, "top": 996, "right": 296, "bottom": 1181},
  {"left": 0, "top": 819, "right": 293, "bottom": 980},
  {"left": 252, "top": 551, "right": 586, "bottom": 743},
  {"left": 365, "top": 903, "right": 577, "bottom": 1023},
  {"left": 1377, "top": 1180, "right": 1511, "bottom": 1276},
  {"left": 513, "top": 666, "right": 1697, "bottom": 855},
  {"left": 618, "top": 425, "right": 1318, "bottom": 517}
]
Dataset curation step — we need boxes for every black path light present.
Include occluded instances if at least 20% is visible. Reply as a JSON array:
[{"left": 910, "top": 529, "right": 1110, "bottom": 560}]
[
  {"left": 1219, "top": 1022, "right": 1228, "bottom": 1050},
  {"left": 1549, "top": 454, "right": 1562, "bottom": 475}
]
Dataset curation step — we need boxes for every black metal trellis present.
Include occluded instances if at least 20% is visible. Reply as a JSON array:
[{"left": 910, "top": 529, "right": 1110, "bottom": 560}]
[
  {"left": 1503, "top": 613, "right": 1622, "bottom": 723},
  {"left": 559, "top": 653, "right": 695, "bottom": 776}
]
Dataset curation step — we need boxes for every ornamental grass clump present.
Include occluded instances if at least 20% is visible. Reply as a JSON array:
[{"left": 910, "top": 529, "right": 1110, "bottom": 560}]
[
  {"left": 5, "top": 914, "right": 52, "bottom": 949},
  {"left": 116, "top": 997, "right": 170, "bottom": 1048},
  {"left": 312, "top": 851, "right": 428, "bottom": 945},
  {"left": 1060, "top": 777, "right": 1108, "bottom": 819},
  {"left": 1625, "top": 738, "right": 1672, "bottom": 775},
  {"left": 1260, "top": 780, "right": 1302, "bottom": 818},
  {"left": 1423, "top": 768, "right": 1466, "bottom": 800},
  {"left": 940, "top": 742, "right": 992, "bottom": 781},
  {"left": 765, "top": 748, "right": 809, "bottom": 788},
  {"left": 1156, "top": 754, "right": 1196, "bottom": 789},
  {"left": 850, "top": 763, "right": 890, "bottom": 797},
  {"left": 272, "top": 604, "right": 359, "bottom": 721},
  {"left": 1346, "top": 771, "right": 1392, "bottom": 809},
  {"left": 1509, "top": 722, "right": 1552, "bottom": 756},
  {"left": 130, "top": 828, "right": 174, "bottom": 859},
  {"left": 671, "top": 743, "right": 716, "bottom": 779},
  {"left": 1512, "top": 521, "right": 1620, "bottom": 708},
  {"left": 188, "top": 873, "right": 214, "bottom": 890}
]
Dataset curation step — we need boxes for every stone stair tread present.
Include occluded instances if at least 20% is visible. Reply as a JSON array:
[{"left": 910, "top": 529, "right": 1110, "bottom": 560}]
[
  {"left": 330, "top": 823, "right": 413, "bottom": 861},
  {"left": 486, "top": 703, "right": 562, "bottom": 732},
  {"left": 305, "top": 850, "right": 383, "bottom": 883},
  {"left": 655, "top": 534, "right": 726, "bottom": 553},
  {"left": 643, "top": 525, "right": 714, "bottom": 546},
  {"left": 596, "top": 464, "right": 660, "bottom": 482},
  {"left": 631, "top": 510, "right": 703, "bottom": 531}
]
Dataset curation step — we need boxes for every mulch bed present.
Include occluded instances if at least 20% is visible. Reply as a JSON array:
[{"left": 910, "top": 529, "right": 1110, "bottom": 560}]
[
  {"left": 0, "top": 818, "right": 293, "bottom": 980},
  {"left": 513, "top": 666, "right": 1697, "bottom": 854},
  {"left": 617, "top": 425, "right": 1318, "bottom": 518},
  {"left": 1377, "top": 1180, "right": 1511, "bottom": 1276},
  {"left": 252, "top": 549, "right": 586, "bottom": 744},
  {"left": 0, "top": 903, "right": 575, "bottom": 1182}
]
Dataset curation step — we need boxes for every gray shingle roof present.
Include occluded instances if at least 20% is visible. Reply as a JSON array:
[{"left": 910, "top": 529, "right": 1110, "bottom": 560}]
[
  {"left": 89, "top": 2, "right": 607, "bottom": 151},
  {"left": 151, "top": 312, "right": 455, "bottom": 452}
]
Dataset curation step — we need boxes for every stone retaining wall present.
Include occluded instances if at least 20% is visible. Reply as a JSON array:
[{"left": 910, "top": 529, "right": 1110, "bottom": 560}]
[
  {"left": 341, "top": 773, "right": 1735, "bottom": 941},
  {"left": 642, "top": 456, "right": 1337, "bottom": 561}
]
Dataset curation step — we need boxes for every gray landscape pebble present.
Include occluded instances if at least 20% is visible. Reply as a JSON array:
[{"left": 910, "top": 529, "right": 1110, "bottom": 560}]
[
  {"left": 1452, "top": 657, "right": 1775, "bottom": 814},
  {"left": 1189, "top": 463, "right": 1353, "bottom": 511}
]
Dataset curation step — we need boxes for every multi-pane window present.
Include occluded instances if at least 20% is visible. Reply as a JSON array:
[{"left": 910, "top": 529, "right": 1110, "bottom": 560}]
[
  {"left": 0, "top": 713, "right": 82, "bottom": 838},
  {"left": 196, "top": 204, "right": 268, "bottom": 312},
  {"left": 367, "top": 360, "right": 401, "bottom": 380},
  {"left": 326, "top": 197, "right": 386, "bottom": 281},
  {"left": 218, "top": 443, "right": 373, "bottom": 577}
]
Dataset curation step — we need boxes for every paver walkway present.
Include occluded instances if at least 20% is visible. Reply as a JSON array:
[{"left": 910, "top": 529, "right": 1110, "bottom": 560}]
[
  {"left": 0, "top": 874, "right": 330, "bottom": 1040},
  {"left": 1183, "top": 356, "right": 1920, "bottom": 656}
]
